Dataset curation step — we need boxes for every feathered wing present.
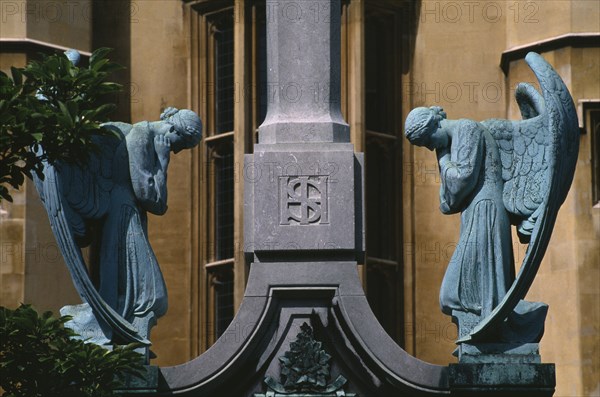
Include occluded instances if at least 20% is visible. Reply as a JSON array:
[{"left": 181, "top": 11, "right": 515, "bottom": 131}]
[
  {"left": 483, "top": 95, "right": 549, "bottom": 242},
  {"left": 34, "top": 132, "right": 150, "bottom": 345},
  {"left": 461, "top": 52, "right": 579, "bottom": 343}
]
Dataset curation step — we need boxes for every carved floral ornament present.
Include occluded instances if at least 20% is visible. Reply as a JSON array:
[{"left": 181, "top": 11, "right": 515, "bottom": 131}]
[{"left": 256, "top": 323, "right": 355, "bottom": 397}]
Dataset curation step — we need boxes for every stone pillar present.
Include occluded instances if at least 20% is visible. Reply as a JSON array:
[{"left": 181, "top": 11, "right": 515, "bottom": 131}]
[
  {"left": 259, "top": 0, "right": 349, "bottom": 144},
  {"left": 241, "top": 2, "right": 366, "bottom": 393},
  {"left": 245, "top": 0, "right": 363, "bottom": 262}
]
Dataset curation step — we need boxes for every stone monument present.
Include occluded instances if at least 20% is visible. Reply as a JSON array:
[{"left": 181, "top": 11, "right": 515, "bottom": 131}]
[{"left": 36, "top": 0, "right": 578, "bottom": 395}]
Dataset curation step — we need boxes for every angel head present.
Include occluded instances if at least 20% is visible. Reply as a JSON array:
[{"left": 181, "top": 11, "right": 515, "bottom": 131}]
[
  {"left": 64, "top": 49, "right": 81, "bottom": 66},
  {"left": 160, "top": 107, "right": 203, "bottom": 153},
  {"left": 405, "top": 106, "right": 448, "bottom": 151}
]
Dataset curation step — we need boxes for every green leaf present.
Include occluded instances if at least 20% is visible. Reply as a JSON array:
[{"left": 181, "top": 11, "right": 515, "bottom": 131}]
[
  {"left": 66, "top": 101, "right": 79, "bottom": 119},
  {"left": 90, "top": 48, "right": 112, "bottom": 69},
  {"left": 57, "top": 101, "right": 74, "bottom": 128},
  {"left": 0, "top": 186, "right": 10, "bottom": 201},
  {"left": 98, "top": 62, "right": 124, "bottom": 74},
  {"left": 99, "top": 82, "right": 122, "bottom": 91},
  {"left": 10, "top": 67, "right": 23, "bottom": 86},
  {"left": 93, "top": 103, "right": 116, "bottom": 119},
  {"left": 91, "top": 58, "right": 109, "bottom": 72}
]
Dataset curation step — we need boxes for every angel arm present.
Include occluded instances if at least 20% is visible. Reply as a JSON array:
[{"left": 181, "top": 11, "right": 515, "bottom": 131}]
[
  {"left": 439, "top": 120, "right": 484, "bottom": 214},
  {"left": 127, "top": 121, "right": 170, "bottom": 215}
]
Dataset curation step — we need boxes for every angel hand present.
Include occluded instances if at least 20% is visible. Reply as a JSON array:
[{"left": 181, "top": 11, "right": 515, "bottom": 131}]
[{"left": 154, "top": 135, "right": 171, "bottom": 169}]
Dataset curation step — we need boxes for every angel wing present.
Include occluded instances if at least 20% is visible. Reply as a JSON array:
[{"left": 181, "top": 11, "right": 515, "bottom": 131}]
[
  {"left": 34, "top": 130, "right": 150, "bottom": 345},
  {"left": 458, "top": 52, "right": 579, "bottom": 343}
]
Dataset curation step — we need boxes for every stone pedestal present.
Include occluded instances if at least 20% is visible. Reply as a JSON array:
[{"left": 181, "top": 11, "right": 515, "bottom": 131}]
[
  {"left": 449, "top": 363, "right": 555, "bottom": 397},
  {"left": 448, "top": 340, "right": 555, "bottom": 395},
  {"left": 456, "top": 342, "right": 542, "bottom": 364},
  {"left": 116, "top": 365, "right": 158, "bottom": 395}
]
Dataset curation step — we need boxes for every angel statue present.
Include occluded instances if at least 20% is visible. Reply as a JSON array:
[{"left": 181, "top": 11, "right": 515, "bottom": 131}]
[
  {"left": 34, "top": 106, "right": 202, "bottom": 359},
  {"left": 404, "top": 52, "right": 579, "bottom": 349}
]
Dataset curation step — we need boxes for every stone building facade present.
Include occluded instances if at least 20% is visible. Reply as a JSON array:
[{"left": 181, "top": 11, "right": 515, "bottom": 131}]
[{"left": 1, "top": 1, "right": 598, "bottom": 395}]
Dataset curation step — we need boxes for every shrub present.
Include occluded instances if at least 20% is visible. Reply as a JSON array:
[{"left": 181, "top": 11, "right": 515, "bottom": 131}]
[{"left": 0, "top": 304, "right": 144, "bottom": 397}]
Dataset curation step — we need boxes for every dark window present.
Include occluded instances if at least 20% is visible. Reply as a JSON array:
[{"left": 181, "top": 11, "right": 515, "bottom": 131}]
[
  {"left": 214, "top": 14, "right": 235, "bottom": 134},
  {"left": 200, "top": 6, "right": 237, "bottom": 345},
  {"left": 256, "top": 10, "right": 268, "bottom": 127},
  {"left": 589, "top": 105, "right": 600, "bottom": 206},
  {"left": 210, "top": 267, "right": 234, "bottom": 338},
  {"left": 365, "top": 11, "right": 396, "bottom": 135},
  {"left": 206, "top": 9, "right": 235, "bottom": 263},
  {"left": 215, "top": 146, "right": 235, "bottom": 260},
  {"left": 367, "top": 264, "right": 401, "bottom": 336},
  {"left": 195, "top": 2, "right": 270, "bottom": 348},
  {"left": 366, "top": 138, "right": 398, "bottom": 260},
  {"left": 364, "top": 4, "right": 404, "bottom": 346}
]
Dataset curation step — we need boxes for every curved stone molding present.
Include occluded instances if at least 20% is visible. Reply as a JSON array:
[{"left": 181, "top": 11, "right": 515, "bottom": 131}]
[{"left": 157, "top": 262, "right": 449, "bottom": 396}]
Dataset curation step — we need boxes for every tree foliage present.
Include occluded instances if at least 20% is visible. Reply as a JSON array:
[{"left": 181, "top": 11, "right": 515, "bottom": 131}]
[
  {"left": 0, "top": 48, "right": 122, "bottom": 202},
  {"left": 0, "top": 304, "right": 144, "bottom": 397}
]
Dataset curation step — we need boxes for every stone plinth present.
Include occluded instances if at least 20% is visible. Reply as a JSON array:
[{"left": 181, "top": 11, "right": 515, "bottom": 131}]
[
  {"left": 457, "top": 343, "right": 542, "bottom": 364},
  {"left": 116, "top": 365, "right": 158, "bottom": 395},
  {"left": 449, "top": 363, "right": 555, "bottom": 397},
  {"left": 156, "top": 262, "right": 450, "bottom": 396}
]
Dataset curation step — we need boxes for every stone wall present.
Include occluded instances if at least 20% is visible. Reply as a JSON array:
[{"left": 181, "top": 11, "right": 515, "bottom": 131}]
[{"left": 508, "top": 47, "right": 600, "bottom": 397}]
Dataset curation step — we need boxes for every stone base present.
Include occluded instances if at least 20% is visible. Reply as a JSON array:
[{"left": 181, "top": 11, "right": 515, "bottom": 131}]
[
  {"left": 115, "top": 365, "right": 159, "bottom": 395},
  {"left": 254, "top": 393, "right": 356, "bottom": 397},
  {"left": 457, "top": 343, "right": 541, "bottom": 364},
  {"left": 448, "top": 363, "right": 555, "bottom": 397},
  {"left": 60, "top": 303, "right": 112, "bottom": 346}
]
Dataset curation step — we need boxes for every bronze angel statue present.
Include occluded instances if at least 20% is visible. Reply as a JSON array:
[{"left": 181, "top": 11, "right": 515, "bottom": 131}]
[
  {"left": 34, "top": 106, "right": 202, "bottom": 358},
  {"left": 404, "top": 52, "right": 579, "bottom": 345}
]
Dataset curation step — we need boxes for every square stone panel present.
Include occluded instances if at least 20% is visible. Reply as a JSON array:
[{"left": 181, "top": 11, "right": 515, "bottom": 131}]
[{"left": 246, "top": 148, "right": 357, "bottom": 252}]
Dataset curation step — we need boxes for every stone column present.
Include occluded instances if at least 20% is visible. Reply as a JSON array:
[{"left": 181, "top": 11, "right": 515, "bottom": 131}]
[
  {"left": 245, "top": 0, "right": 363, "bottom": 261},
  {"left": 259, "top": 0, "right": 349, "bottom": 144}
]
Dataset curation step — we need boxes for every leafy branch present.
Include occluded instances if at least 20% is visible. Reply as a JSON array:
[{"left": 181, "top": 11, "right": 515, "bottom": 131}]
[
  {"left": 0, "top": 304, "right": 145, "bottom": 397},
  {"left": 0, "top": 48, "right": 122, "bottom": 202}
]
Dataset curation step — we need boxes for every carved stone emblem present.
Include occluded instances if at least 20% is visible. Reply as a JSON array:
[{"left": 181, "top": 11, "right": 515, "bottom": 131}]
[
  {"left": 280, "top": 176, "right": 329, "bottom": 225},
  {"left": 256, "top": 322, "right": 355, "bottom": 397}
]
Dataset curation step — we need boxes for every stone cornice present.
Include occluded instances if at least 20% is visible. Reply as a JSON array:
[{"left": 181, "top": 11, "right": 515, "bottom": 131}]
[
  {"left": 0, "top": 38, "right": 92, "bottom": 57},
  {"left": 500, "top": 32, "right": 600, "bottom": 75}
]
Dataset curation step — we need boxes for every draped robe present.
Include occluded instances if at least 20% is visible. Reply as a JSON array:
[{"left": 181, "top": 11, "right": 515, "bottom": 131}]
[
  {"left": 98, "top": 121, "right": 168, "bottom": 337},
  {"left": 438, "top": 120, "right": 514, "bottom": 318}
]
